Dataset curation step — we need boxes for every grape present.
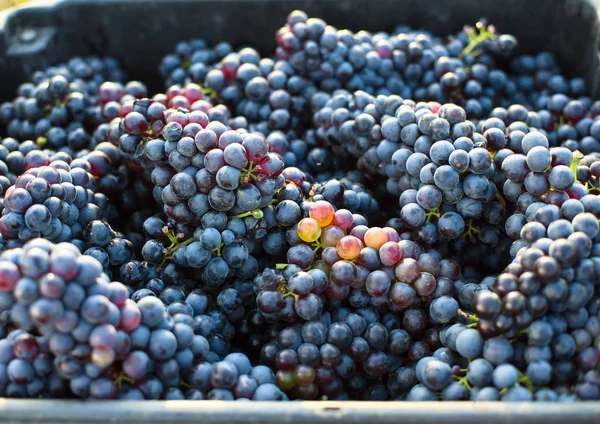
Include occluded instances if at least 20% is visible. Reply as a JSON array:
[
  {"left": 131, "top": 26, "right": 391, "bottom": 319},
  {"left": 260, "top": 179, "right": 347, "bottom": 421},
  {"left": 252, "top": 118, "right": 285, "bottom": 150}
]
[
  {"left": 297, "top": 218, "right": 321, "bottom": 243},
  {"left": 336, "top": 236, "right": 362, "bottom": 261},
  {"left": 309, "top": 201, "right": 335, "bottom": 227}
]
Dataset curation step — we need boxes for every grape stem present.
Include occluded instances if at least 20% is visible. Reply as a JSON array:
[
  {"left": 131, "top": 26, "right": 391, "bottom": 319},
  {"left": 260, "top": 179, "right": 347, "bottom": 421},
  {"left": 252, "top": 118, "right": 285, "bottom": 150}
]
[
  {"left": 585, "top": 181, "right": 600, "bottom": 194},
  {"left": 494, "top": 190, "right": 506, "bottom": 209},
  {"left": 240, "top": 161, "right": 258, "bottom": 183},
  {"left": 276, "top": 283, "right": 297, "bottom": 300},
  {"left": 312, "top": 240, "right": 326, "bottom": 254},
  {"left": 212, "top": 242, "right": 224, "bottom": 257},
  {"left": 453, "top": 374, "right": 472, "bottom": 390},
  {"left": 518, "top": 371, "right": 535, "bottom": 393},
  {"left": 159, "top": 230, "right": 193, "bottom": 267},
  {"left": 509, "top": 328, "right": 529, "bottom": 343},
  {"left": 232, "top": 209, "right": 264, "bottom": 219},
  {"left": 113, "top": 372, "right": 135, "bottom": 389},
  {"left": 202, "top": 87, "right": 216, "bottom": 97},
  {"left": 458, "top": 309, "right": 479, "bottom": 322},
  {"left": 282, "top": 290, "right": 298, "bottom": 300},
  {"left": 462, "top": 220, "right": 480, "bottom": 242},
  {"left": 571, "top": 150, "right": 584, "bottom": 185},
  {"left": 426, "top": 207, "right": 441, "bottom": 223},
  {"left": 461, "top": 24, "right": 496, "bottom": 57}
]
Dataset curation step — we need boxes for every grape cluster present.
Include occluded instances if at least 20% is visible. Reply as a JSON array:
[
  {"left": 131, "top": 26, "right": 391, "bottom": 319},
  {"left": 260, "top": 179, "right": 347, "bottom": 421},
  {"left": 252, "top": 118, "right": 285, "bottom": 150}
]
[
  {"left": 0, "top": 160, "right": 113, "bottom": 246},
  {"left": 0, "top": 57, "right": 128, "bottom": 151},
  {"left": 0, "top": 239, "right": 287, "bottom": 400},
  {"left": 203, "top": 46, "right": 316, "bottom": 138},
  {"left": 276, "top": 13, "right": 518, "bottom": 118},
  {"left": 259, "top": 319, "right": 395, "bottom": 400},
  {"left": 106, "top": 95, "right": 293, "bottom": 288},
  {"left": 313, "top": 94, "right": 507, "bottom": 245},
  {"left": 0, "top": 240, "right": 133, "bottom": 398}
]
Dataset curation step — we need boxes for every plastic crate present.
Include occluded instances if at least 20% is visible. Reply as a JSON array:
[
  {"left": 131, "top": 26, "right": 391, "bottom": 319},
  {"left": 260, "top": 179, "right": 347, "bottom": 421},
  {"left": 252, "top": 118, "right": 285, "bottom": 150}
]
[
  {"left": 0, "top": 1, "right": 599, "bottom": 423},
  {"left": 0, "top": 398, "right": 600, "bottom": 423}
]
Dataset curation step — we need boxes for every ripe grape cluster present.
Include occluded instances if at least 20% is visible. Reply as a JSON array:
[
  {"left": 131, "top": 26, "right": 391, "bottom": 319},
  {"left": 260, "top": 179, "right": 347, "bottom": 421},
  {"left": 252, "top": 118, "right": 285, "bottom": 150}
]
[
  {"left": 0, "top": 57, "right": 136, "bottom": 152},
  {"left": 0, "top": 8, "right": 598, "bottom": 404},
  {"left": 313, "top": 92, "right": 508, "bottom": 251},
  {"left": 279, "top": 13, "right": 527, "bottom": 119},
  {"left": 0, "top": 159, "right": 111, "bottom": 245}
]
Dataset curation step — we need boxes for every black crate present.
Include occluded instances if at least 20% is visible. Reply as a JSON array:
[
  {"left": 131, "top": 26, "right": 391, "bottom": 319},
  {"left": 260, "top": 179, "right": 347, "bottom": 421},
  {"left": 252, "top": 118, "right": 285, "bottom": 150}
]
[{"left": 0, "top": 1, "right": 600, "bottom": 423}]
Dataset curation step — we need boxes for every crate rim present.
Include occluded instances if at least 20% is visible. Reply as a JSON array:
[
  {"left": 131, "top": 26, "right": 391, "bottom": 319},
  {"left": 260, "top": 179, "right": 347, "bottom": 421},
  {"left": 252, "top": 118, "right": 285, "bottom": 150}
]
[{"left": 0, "top": 399, "right": 600, "bottom": 423}]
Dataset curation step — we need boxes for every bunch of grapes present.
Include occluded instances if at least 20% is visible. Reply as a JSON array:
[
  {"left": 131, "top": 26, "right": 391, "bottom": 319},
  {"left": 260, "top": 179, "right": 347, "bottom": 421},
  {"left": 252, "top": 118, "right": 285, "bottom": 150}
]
[
  {"left": 276, "top": 12, "right": 519, "bottom": 119},
  {"left": 0, "top": 239, "right": 283, "bottom": 400},
  {"left": 0, "top": 159, "right": 113, "bottom": 246},
  {"left": 203, "top": 46, "right": 317, "bottom": 138},
  {"left": 87, "top": 80, "right": 148, "bottom": 148},
  {"left": 0, "top": 57, "right": 128, "bottom": 152},
  {"left": 0, "top": 240, "right": 135, "bottom": 398},
  {"left": 259, "top": 319, "right": 402, "bottom": 400}
]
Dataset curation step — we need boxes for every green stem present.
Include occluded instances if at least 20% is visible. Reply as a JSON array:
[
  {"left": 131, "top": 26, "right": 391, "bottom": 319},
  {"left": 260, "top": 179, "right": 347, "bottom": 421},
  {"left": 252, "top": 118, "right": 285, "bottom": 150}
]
[
  {"left": 275, "top": 263, "right": 288, "bottom": 270},
  {"left": 510, "top": 328, "right": 529, "bottom": 343},
  {"left": 462, "top": 25, "right": 496, "bottom": 57},
  {"left": 282, "top": 290, "right": 299, "bottom": 300},
  {"left": 494, "top": 190, "right": 506, "bottom": 209},
  {"left": 454, "top": 374, "right": 472, "bottom": 391},
  {"left": 114, "top": 373, "right": 135, "bottom": 389},
  {"left": 518, "top": 372, "right": 535, "bottom": 393},
  {"left": 425, "top": 207, "right": 441, "bottom": 223},
  {"left": 312, "top": 241, "right": 326, "bottom": 254},
  {"left": 159, "top": 231, "right": 193, "bottom": 267},
  {"left": 232, "top": 208, "right": 264, "bottom": 219},
  {"left": 212, "top": 242, "right": 224, "bottom": 257},
  {"left": 202, "top": 87, "right": 216, "bottom": 97},
  {"left": 458, "top": 309, "right": 479, "bottom": 322},
  {"left": 571, "top": 150, "right": 584, "bottom": 185},
  {"left": 239, "top": 161, "right": 258, "bottom": 183},
  {"left": 587, "top": 181, "right": 600, "bottom": 194},
  {"left": 462, "top": 219, "right": 480, "bottom": 242}
]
